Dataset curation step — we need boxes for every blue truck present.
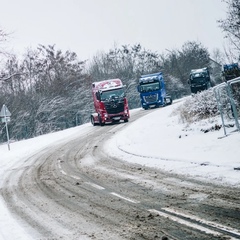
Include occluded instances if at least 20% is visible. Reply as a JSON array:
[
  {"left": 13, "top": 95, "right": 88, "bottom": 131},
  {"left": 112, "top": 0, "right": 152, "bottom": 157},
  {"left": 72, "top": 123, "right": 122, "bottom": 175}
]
[
  {"left": 137, "top": 72, "right": 172, "bottom": 110},
  {"left": 222, "top": 63, "right": 240, "bottom": 81}
]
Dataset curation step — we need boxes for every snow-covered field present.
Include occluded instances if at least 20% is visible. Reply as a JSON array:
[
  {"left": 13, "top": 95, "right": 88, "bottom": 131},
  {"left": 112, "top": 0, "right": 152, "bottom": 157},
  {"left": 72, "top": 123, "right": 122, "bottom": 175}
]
[{"left": 0, "top": 98, "right": 239, "bottom": 239}]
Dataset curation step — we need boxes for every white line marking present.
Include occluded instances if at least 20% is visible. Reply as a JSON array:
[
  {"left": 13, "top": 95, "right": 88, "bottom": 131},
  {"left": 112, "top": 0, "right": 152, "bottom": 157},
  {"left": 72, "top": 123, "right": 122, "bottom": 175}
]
[
  {"left": 57, "top": 161, "right": 62, "bottom": 169},
  {"left": 149, "top": 209, "right": 223, "bottom": 237},
  {"left": 60, "top": 170, "right": 67, "bottom": 175},
  {"left": 85, "top": 182, "right": 105, "bottom": 190},
  {"left": 162, "top": 207, "right": 240, "bottom": 237},
  {"left": 111, "top": 192, "right": 139, "bottom": 203},
  {"left": 57, "top": 162, "right": 68, "bottom": 176},
  {"left": 71, "top": 175, "right": 81, "bottom": 180},
  {"left": 58, "top": 161, "right": 81, "bottom": 180}
]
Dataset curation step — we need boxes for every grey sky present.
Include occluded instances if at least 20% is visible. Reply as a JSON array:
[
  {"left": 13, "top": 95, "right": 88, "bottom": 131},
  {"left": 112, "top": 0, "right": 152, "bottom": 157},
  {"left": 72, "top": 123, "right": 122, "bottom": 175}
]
[{"left": 0, "top": 0, "right": 227, "bottom": 60}]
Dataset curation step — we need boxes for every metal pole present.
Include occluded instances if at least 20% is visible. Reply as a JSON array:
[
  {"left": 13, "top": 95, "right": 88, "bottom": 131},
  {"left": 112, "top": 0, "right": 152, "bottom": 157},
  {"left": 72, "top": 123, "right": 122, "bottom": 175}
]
[
  {"left": 227, "top": 82, "right": 240, "bottom": 131},
  {"left": 214, "top": 88, "right": 226, "bottom": 136},
  {"left": 3, "top": 105, "right": 10, "bottom": 150}
]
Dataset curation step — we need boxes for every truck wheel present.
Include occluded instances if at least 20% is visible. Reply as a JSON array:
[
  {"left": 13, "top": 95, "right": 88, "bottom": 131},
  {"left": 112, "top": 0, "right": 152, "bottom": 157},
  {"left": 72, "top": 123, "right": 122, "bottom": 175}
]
[
  {"left": 124, "top": 119, "right": 129, "bottom": 123},
  {"left": 164, "top": 97, "right": 172, "bottom": 106},
  {"left": 91, "top": 116, "right": 96, "bottom": 126}
]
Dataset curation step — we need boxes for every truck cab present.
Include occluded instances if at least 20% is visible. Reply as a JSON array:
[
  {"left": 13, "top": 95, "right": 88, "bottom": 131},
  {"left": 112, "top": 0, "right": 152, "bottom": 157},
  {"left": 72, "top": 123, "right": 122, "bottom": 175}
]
[
  {"left": 188, "top": 67, "right": 211, "bottom": 94},
  {"left": 90, "top": 79, "right": 130, "bottom": 126},
  {"left": 222, "top": 63, "right": 240, "bottom": 81},
  {"left": 137, "top": 72, "right": 172, "bottom": 110}
]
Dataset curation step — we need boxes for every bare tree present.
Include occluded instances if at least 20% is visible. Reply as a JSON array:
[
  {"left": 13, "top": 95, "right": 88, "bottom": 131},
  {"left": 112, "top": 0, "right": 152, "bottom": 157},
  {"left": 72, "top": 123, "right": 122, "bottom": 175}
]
[
  {"left": 218, "top": 0, "right": 240, "bottom": 60},
  {"left": 0, "top": 28, "right": 13, "bottom": 60},
  {"left": 0, "top": 29, "right": 8, "bottom": 55},
  {"left": 163, "top": 41, "right": 210, "bottom": 96},
  {"left": 212, "top": 48, "right": 225, "bottom": 64},
  {"left": 0, "top": 44, "right": 90, "bottom": 142}
]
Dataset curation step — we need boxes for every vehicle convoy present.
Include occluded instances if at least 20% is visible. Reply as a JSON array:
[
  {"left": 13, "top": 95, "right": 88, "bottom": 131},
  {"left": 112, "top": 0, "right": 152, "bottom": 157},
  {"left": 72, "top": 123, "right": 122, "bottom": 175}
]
[
  {"left": 222, "top": 62, "right": 240, "bottom": 81},
  {"left": 188, "top": 67, "right": 211, "bottom": 94},
  {"left": 90, "top": 78, "right": 130, "bottom": 126},
  {"left": 137, "top": 72, "right": 172, "bottom": 110}
]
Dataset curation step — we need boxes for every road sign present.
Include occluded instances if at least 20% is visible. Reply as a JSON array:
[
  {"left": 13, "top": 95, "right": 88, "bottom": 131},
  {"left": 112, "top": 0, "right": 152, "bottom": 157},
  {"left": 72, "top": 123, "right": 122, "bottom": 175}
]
[
  {"left": 1, "top": 116, "right": 10, "bottom": 123},
  {"left": 0, "top": 104, "right": 11, "bottom": 117}
]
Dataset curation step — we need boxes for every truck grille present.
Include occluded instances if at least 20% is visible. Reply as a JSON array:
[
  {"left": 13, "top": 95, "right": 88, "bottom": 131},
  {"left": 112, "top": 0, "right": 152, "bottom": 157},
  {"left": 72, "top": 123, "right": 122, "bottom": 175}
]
[
  {"left": 144, "top": 94, "right": 157, "bottom": 103},
  {"left": 104, "top": 101, "right": 124, "bottom": 114}
]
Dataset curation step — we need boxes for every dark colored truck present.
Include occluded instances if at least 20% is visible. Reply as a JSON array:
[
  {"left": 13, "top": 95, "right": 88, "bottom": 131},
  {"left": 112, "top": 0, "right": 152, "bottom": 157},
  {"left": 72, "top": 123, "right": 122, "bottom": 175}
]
[
  {"left": 137, "top": 72, "right": 172, "bottom": 110},
  {"left": 90, "top": 78, "right": 130, "bottom": 126},
  {"left": 222, "top": 63, "right": 240, "bottom": 81},
  {"left": 188, "top": 67, "right": 211, "bottom": 94}
]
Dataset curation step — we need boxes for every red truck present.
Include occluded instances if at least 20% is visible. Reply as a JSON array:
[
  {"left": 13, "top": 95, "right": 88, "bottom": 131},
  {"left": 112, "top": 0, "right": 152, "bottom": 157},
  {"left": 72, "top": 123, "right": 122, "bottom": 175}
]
[{"left": 90, "top": 78, "right": 130, "bottom": 126}]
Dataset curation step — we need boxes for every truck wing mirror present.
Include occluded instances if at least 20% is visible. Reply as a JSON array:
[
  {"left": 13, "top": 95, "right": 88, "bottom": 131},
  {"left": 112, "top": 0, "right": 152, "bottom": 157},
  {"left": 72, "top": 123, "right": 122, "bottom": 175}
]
[{"left": 96, "top": 92, "right": 100, "bottom": 101}]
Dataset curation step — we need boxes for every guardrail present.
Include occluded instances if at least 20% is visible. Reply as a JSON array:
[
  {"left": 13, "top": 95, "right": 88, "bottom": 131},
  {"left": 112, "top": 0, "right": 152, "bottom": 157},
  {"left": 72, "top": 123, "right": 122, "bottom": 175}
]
[{"left": 213, "top": 77, "right": 240, "bottom": 136}]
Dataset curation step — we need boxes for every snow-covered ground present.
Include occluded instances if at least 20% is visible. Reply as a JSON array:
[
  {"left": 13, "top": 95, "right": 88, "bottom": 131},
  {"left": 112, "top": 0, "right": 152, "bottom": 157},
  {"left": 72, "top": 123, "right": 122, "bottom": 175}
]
[
  {"left": 104, "top": 100, "right": 240, "bottom": 187},
  {"left": 0, "top": 99, "right": 239, "bottom": 239}
]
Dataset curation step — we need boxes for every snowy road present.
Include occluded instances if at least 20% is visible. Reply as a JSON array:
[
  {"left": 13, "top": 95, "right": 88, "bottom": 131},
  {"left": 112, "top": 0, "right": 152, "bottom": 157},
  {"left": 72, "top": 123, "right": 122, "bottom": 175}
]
[{"left": 1, "top": 109, "right": 240, "bottom": 240}]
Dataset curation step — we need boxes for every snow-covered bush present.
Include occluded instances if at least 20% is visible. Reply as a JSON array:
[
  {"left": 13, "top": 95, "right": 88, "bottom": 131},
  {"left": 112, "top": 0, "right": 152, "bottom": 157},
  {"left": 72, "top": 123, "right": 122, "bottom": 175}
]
[{"left": 177, "top": 90, "right": 219, "bottom": 123}]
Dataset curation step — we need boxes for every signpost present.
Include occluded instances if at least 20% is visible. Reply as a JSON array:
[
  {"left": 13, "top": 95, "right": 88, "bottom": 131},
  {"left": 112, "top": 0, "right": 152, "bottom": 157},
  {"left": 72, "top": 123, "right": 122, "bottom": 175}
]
[{"left": 0, "top": 104, "right": 11, "bottom": 150}]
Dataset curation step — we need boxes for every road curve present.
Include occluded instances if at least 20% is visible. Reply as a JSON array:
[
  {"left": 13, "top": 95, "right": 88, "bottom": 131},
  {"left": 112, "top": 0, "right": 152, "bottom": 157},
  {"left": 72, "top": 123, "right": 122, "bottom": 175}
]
[{"left": 1, "top": 108, "right": 240, "bottom": 240}]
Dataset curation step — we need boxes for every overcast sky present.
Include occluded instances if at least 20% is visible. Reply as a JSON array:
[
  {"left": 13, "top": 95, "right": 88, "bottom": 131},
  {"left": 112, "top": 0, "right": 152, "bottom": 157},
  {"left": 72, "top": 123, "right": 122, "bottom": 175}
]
[{"left": 0, "top": 0, "right": 227, "bottom": 60}]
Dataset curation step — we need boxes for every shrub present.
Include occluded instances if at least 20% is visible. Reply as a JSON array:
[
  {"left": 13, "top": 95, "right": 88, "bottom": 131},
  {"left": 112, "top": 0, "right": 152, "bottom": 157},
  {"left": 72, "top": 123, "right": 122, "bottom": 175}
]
[{"left": 177, "top": 90, "right": 219, "bottom": 123}]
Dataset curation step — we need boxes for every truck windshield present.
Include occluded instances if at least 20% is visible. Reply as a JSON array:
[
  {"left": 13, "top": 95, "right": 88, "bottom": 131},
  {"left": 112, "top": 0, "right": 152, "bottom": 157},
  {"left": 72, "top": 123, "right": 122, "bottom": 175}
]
[
  {"left": 100, "top": 88, "right": 125, "bottom": 101},
  {"left": 139, "top": 82, "right": 160, "bottom": 93}
]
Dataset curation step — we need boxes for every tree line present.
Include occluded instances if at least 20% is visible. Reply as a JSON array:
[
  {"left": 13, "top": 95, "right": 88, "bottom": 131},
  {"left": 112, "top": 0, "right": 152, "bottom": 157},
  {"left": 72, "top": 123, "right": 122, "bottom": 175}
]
[{"left": 0, "top": 42, "right": 215, "bottom": 142}]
